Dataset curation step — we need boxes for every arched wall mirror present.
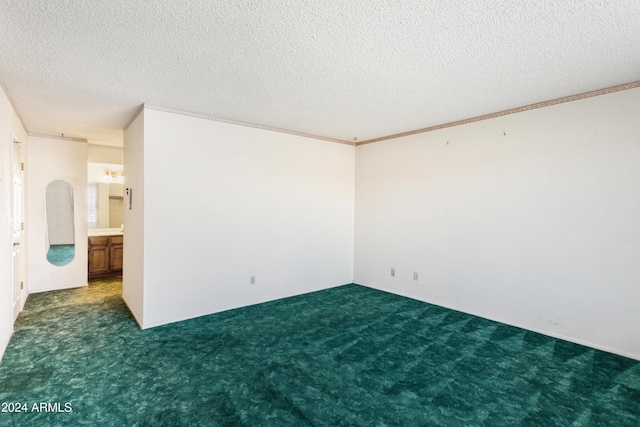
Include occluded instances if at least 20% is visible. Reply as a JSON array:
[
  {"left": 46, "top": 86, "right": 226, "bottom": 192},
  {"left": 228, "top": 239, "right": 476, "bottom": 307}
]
[{"left": 45, "top": 180, "right": 75, "bottom": 266}]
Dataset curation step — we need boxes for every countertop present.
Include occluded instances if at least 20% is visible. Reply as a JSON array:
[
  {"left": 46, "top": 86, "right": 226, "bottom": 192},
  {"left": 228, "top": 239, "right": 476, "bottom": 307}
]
[{"left": 88, "top": 228, "right": 124, "bottom": 237}]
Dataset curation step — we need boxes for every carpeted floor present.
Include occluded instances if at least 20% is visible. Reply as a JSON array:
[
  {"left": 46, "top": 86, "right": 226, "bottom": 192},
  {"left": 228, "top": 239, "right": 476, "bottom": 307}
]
[{"left": 1, "top": 278, "right": 639, "bottom": 426}]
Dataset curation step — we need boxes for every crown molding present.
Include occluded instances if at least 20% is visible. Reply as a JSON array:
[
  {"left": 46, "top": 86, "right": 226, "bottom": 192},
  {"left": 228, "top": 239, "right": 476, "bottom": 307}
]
[
  {"left": 123, "top": 81, "right": 640, "bottom": 148},
  {"left": 28, "top": 132, "right": 88, "bottom": 143},
  {"left": 356, "top": 81, "right": 640, "bottom": 146},
  {"left": 142, "top": 104, "right": 356, "bottom": 146}
]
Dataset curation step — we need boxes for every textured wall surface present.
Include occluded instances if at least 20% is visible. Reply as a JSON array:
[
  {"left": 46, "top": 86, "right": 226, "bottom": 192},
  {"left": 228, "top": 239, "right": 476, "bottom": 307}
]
[{"left": 1, "top": 1, "right": 639, "bottom": 145}]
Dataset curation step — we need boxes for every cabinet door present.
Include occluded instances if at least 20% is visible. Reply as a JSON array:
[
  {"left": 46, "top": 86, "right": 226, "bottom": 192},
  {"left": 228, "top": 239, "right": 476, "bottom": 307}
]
[
  {"left": 89, "top": 246, "right": 110, "bottom": 275},
  {"left": 88, "top": 237, "right": 110, "bottom": 276},
  {"left": 110, "top": 245, "right": 123, "bottom": 272}
]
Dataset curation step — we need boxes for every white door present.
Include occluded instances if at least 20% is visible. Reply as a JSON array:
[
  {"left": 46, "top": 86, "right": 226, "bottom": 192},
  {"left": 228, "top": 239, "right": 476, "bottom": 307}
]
[{"left": 12, "top": 139, "right": 24, "bottom": 321}]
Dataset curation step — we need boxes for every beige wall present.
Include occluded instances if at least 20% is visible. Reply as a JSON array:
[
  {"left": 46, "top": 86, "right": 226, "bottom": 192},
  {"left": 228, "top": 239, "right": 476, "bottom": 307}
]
[
  {"left": 108, "top": 183, "right": 124, "bottom": 228},
  {"left": 87, "top": 144, "right": 123, "bottom": 164}
]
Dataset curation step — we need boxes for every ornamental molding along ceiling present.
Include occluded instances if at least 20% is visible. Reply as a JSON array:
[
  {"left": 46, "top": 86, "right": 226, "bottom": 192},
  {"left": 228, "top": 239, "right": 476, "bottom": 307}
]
[{"left": 139, "top": 81, "right": 640, "bottom": 146}]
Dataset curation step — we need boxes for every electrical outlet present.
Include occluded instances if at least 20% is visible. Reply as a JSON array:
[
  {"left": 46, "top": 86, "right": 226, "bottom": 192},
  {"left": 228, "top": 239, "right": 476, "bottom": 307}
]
[
  {"left": 390, "top": 268, "right": 395, "bottom": 277},
  {"left": 250, "top": 276, "right": 256, "bottom": 285},
  {"left": 413, "top": 272, "right": 418, "bottom": 281}
]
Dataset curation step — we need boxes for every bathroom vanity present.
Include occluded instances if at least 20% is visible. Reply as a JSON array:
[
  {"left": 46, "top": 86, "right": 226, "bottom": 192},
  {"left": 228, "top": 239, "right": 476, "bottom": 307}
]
[{"left": 88, "top": 229, "right": 123, "bottom": 278}]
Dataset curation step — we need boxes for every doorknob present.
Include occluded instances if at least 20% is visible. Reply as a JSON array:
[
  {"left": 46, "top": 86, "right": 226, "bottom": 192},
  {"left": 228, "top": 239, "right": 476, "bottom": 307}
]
[{"left": 13, "top": 242, "right": 20, "bottom": 246}]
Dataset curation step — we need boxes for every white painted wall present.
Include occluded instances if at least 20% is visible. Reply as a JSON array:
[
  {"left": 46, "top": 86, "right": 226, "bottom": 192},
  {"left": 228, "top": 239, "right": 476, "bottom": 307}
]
[
  {"left": 87, "top": 152, "right": 124, "bottom": 231},
  {"left": 354, "top": 87, "right": 640, "bottom": 360},
  {"left": 127, "top": 108, "right": 355, "bottom": 328},
  {"left": 87, "top": 144, "right": 123, "bottom": 164},
  {"left": 108, "top": 183, "right": 124, "bottom": 228},
  {"left": 97, "top": 183, "right": 110, "bottom": 228},
  {"left": 87, "top": 164, "right": 124, "bottom": 229},
  {"left": 27, "top": 136, "right": 87, "bottom": 293},
  {"left": 122, "top": 111, "right": 144, "bottom": 325},
  {"left": 0, "top": 86, "right": 28, "bottom": 361}
]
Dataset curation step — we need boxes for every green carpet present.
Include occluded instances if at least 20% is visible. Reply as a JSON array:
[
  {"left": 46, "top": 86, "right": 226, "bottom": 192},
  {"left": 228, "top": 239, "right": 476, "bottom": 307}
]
[
  {"left": 1, "top": 279, "right": 638, "bottom": 426},
  {"left": 46, "top": 244, "right": 75, "bottom": 267}
]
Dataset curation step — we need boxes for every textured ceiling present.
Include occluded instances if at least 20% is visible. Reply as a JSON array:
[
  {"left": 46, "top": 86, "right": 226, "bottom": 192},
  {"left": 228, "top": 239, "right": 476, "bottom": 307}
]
[{"left": 1, "top": 1, "right": 639, "bottom": 146}]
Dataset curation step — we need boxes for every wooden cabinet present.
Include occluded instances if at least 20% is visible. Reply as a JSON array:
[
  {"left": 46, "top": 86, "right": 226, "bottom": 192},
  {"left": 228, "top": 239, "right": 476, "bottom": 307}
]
[
  {"left": 88, "top": 237, "right": 109, "bottom": 276},
  {"left": 88, "top": 235, "right": 123, "bottom": 278}
]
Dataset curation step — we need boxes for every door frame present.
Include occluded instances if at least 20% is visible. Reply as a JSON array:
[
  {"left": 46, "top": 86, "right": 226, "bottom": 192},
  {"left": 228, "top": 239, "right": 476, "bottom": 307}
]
[{"left": 11, "top": 134, "right": 26, "bottom": 321}]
